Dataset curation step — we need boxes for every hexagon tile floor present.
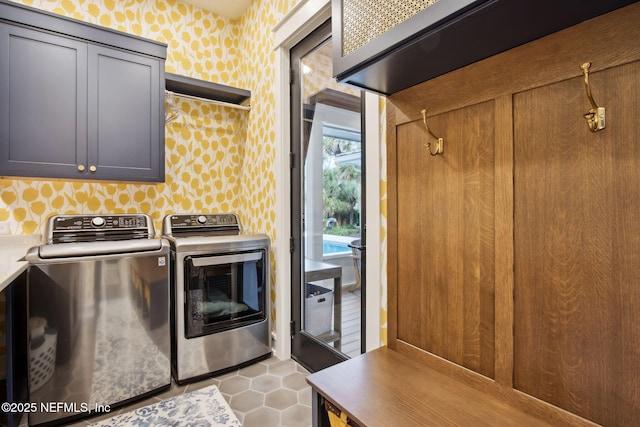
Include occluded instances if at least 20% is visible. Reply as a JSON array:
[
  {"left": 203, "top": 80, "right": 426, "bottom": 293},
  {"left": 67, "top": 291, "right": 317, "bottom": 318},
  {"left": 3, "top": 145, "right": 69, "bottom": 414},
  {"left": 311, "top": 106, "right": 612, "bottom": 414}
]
[{"left": 64, "top": 357, "right": 312, "bottom": 427}]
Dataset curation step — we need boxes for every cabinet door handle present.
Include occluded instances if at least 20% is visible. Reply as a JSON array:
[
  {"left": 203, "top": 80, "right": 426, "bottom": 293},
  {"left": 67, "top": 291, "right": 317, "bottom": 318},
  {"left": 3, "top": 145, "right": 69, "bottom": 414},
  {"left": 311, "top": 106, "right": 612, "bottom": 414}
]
[
  {"left": 89, "top": 166, "right": 97, "bottom": 172},
  {"left": 77, "top": 165, "right": 85, "bottom": 172}
]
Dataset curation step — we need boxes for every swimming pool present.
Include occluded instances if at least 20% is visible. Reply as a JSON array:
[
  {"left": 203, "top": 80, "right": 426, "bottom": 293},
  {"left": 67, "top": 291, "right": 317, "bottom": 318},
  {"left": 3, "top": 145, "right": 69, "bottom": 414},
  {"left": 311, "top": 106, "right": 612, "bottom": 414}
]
[{"left": 322, "top": 241, "right": 351, "bottom": 255}]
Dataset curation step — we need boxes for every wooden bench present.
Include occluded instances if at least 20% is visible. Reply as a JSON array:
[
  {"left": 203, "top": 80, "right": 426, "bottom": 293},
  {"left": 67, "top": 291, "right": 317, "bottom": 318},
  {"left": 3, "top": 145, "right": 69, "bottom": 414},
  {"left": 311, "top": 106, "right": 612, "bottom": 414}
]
[{"left": 306, "top": 347, "right": 588, "bottom": 427}]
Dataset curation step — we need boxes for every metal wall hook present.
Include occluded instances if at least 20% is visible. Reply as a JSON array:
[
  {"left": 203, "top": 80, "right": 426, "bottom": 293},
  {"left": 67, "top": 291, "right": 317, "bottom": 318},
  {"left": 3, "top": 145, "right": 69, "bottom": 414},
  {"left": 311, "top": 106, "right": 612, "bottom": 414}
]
[
  {"left": 421, "top": 109, "right": 444, "bottom": 155},
  {"left": 581, "top": 62, "right": 605, "bottom": 132}
]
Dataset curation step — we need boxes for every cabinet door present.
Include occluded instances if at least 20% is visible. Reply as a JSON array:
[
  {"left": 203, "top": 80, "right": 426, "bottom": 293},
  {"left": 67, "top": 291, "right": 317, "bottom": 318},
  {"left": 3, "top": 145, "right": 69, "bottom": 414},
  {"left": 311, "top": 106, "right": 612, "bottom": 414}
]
[
  {"left": 0, "top": 23, "right": 87, "bottom": 178},
  {"left": 395, "top": 101, "right": 496, "bottom": 379},
  {"left": 87, "top": 45, "right": 164, "bottom": 182}
]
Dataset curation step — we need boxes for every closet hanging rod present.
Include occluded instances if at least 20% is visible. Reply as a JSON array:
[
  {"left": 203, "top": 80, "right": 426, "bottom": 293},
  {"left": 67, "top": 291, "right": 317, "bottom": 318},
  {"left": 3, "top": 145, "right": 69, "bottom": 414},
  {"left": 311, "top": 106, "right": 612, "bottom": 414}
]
[{"left": 165, "top": 90, "right": 251, "bottom": 111}]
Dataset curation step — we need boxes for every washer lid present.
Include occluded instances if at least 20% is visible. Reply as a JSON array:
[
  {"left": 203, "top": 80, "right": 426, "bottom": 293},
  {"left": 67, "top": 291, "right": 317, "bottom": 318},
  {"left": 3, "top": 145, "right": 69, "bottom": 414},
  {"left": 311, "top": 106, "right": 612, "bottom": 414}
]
[
  {"left": 29, "top": 239, "right": 165, "bottom": 260},
  {"left": 169, "top": 233, "right": 270, "bottom": 253}
]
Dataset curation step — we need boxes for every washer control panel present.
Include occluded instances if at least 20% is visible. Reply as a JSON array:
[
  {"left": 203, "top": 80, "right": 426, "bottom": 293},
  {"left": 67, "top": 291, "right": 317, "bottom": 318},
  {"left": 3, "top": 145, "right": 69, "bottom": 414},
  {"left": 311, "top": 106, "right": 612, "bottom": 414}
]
[
  {"left": 52, "top": 215, "right": 148, "bottom": 231},
  {"left": 46, "top": 214, "right": 154, "bottom": 243},
  {"left": 163, "top": 213, "right": 241, "bottom": 236}
]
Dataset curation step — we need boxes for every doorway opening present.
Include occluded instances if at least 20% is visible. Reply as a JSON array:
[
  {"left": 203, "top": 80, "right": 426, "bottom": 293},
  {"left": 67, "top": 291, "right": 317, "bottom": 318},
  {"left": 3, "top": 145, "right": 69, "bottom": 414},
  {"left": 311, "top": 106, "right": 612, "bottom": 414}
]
[{"left": 290, "top": 20, "right": 365, "bottom": 371}]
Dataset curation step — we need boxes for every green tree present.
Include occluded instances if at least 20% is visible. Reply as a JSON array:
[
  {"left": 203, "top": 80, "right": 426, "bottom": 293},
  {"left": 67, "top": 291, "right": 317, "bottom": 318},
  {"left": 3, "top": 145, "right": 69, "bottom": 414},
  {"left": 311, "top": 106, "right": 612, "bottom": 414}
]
[
  {"left": 322, "top": 135, "right": 361, "bottom": 230},
  {"left": 323, "top": 164, "right": 360, "bottom": 226}
]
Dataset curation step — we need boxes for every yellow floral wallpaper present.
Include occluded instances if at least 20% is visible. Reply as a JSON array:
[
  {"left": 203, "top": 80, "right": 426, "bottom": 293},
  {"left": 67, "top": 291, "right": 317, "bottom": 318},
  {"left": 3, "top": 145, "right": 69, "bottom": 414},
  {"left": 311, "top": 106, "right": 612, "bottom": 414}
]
[
  {"left": 0, "top": 0, "right": 289, "bottom": 236},
  {"left": 0, "top": 0, "right": 387, "bottom": 347},
  {"left": 234, "top": 0, "right": 299, "bottom": 325},
  {"left": 379, "top": 97, "right": 387, "bottom": 346}
]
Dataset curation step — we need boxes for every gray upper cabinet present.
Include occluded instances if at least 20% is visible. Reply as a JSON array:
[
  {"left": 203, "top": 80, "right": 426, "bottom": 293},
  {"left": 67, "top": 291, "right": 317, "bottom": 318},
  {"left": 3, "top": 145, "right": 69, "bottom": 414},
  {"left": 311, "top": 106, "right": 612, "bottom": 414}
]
[
  {"left": 88, "top": 46, "right": 163, "bottom": 181},
  {"left": 0, "top": 0, "right": 167, "bottom": 182},
  {"left": 0, "top": 23, "right": 88, "bottom": 177}
]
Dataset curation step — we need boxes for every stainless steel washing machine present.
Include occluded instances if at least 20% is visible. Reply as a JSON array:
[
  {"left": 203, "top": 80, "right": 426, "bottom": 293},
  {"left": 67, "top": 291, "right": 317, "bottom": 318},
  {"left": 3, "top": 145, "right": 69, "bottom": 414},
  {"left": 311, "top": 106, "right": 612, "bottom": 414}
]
[
  {"left": 162, "top": 213, "right": 271, "bottom": 384},
  {"left": 25, "top": 214, "right": 170, "bottom": 426}
]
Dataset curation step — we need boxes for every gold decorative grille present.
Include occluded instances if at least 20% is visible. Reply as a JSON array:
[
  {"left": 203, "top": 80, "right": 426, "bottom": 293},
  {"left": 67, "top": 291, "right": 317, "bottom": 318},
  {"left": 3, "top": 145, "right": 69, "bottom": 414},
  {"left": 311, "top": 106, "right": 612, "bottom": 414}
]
[{"left": 342, "top": 0, "right": 440, "bottom": 57}]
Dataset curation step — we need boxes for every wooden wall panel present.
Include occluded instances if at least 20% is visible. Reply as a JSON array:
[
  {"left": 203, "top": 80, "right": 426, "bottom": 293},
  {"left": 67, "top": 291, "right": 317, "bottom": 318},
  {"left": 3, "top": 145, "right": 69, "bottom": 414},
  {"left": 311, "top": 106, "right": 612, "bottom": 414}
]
[
  {"left": 387, "top": 3, "right": 640, "bottom": 426},
  {"left": 513, "top": 60, "right": 640, "bottom": 425},
  {"left": 395, "top": 102, "right": 496, "bottom": 378}
]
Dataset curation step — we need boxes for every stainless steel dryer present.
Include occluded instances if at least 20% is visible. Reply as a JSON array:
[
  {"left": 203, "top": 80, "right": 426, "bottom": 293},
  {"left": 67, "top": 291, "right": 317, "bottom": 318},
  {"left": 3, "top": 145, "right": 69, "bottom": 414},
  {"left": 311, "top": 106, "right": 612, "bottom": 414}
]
[
  {"left": 25, "top": 214, "right": 170, "bottom": 426},
  {"left": 162, "top": 213, "right": 271, "bottom": 384}
]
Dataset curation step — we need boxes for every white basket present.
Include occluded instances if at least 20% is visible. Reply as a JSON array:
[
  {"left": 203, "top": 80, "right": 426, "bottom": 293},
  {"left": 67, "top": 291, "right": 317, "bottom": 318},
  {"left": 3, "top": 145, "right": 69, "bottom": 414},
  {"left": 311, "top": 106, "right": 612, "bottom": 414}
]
[
  {"left": 305, "top": 284, "right": 333, "bottom": 336},
  {"left": 30, "top": 330, "right": 57, "bottom": 392}
]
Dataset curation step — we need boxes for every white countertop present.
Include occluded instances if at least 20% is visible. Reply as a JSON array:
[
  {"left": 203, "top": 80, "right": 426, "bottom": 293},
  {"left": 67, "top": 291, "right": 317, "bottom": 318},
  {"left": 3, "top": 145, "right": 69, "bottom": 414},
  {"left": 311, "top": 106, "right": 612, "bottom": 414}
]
[{"left": 0, "top": 234, "right": 42, "bottom": 292}]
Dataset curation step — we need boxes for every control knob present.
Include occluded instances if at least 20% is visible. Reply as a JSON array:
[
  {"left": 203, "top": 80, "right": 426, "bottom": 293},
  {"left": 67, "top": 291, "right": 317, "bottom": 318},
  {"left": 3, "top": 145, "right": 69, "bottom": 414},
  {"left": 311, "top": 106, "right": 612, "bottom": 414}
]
[
  {"left": 91, "top": 217, "right": 106, "bottom": 227},
  {"left": 197, "top": 215, "right": 207, "bottom": 225}
]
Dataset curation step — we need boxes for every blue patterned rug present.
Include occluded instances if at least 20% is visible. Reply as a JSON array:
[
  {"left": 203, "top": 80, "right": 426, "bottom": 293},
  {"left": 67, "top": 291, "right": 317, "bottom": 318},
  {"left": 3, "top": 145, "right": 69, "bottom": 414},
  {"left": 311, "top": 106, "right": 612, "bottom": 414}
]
[{"left": 89, "top": 385, "right": 241, "bottom": 426}]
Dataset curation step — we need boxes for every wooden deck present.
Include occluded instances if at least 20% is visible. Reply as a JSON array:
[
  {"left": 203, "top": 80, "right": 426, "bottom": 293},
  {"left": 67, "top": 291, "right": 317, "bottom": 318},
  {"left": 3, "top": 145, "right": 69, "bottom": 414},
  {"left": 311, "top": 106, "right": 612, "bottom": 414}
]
[{"left": 340, "top": 288, "right": 361, "bottom": 358}]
